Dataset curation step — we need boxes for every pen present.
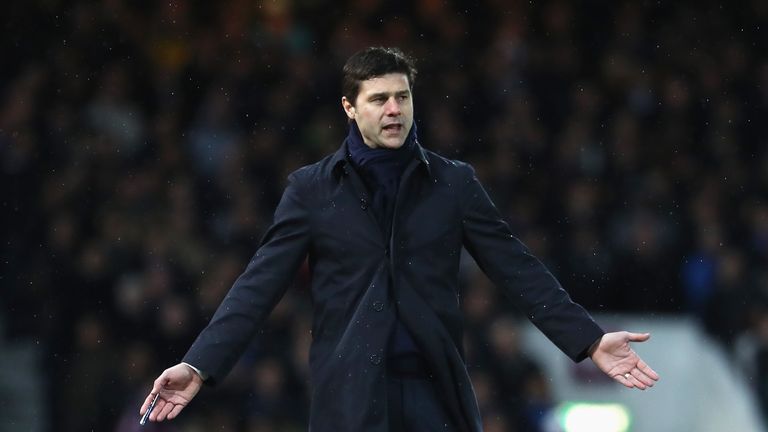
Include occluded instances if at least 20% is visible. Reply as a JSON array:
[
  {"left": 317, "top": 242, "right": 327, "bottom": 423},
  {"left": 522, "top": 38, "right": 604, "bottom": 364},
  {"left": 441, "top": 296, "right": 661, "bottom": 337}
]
[{"left": 139, "top": 393, "right": 160, "bottom": 426}]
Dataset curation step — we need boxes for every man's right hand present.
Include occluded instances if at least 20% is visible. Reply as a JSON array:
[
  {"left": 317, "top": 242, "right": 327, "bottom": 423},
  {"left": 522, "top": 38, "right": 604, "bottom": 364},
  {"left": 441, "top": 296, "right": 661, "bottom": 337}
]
[{"left": 139, "top": 363, "right": 203, "bottom": 422}]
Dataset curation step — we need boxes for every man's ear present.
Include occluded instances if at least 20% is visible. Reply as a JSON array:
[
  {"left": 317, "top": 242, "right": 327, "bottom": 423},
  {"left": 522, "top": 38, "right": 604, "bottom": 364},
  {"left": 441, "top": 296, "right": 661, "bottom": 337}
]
[{"left": 341, "top": 96, "right": 355, "bottom": 120}]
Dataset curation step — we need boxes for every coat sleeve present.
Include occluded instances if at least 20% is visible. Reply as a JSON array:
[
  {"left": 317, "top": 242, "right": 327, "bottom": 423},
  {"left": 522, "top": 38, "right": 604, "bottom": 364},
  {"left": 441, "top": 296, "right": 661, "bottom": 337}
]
[
  {"left": 458, "top": 163, "right": 603, "bottom": 362},
  {"left": 182, "top": 170, "right": 312, "bottom": 383}
]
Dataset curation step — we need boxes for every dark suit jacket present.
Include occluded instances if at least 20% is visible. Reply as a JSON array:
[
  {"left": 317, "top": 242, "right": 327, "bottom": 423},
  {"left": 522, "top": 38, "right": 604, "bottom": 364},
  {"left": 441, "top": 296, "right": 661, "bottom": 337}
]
[{"left": 183, "top": 140, "right": 604, "bottom": 432}]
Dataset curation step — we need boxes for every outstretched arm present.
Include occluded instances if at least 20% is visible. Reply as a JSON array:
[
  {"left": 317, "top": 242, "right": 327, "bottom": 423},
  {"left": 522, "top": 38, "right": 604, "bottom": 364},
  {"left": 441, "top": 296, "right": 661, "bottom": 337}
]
[
  {"left": 458, "top": 162, "right": 605, "bottom": 361},
  {"left": 139, "top": 171, "right": 311, "bottom": 420},
  {"left": 589, "top": 331, "right": 660, "bottom": 390}
]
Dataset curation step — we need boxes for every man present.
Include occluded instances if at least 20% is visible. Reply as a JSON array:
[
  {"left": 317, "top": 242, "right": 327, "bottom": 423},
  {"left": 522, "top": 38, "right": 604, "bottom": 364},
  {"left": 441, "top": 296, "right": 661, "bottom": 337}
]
[{"left": 140, "top": 47, "right": 659, "bottom": 431}]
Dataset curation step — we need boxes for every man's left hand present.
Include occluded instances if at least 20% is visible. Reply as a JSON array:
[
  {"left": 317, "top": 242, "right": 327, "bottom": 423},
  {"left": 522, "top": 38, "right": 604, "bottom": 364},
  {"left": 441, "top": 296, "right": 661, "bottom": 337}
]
[{"left": 589, "top": 331, "right": 660, "bottom": 390}]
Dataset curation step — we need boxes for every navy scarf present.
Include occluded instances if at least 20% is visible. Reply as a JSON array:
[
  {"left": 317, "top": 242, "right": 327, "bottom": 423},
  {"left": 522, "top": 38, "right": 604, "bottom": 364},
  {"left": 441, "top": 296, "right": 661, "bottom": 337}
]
[{"left": 346, "top": 120, "right": 418, "bottom": 233}]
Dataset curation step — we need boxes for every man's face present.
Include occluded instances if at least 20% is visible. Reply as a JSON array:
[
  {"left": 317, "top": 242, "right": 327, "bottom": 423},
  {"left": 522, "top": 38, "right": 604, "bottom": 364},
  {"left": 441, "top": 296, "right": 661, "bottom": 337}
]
[{"left": 342, "top": 73, "right": 414, "bottom": 149}]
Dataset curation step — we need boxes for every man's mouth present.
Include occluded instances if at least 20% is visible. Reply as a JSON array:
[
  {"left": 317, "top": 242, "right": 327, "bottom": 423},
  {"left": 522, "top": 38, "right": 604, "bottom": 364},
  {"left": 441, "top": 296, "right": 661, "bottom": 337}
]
[{"left": 382, "top": 124, "right": 402, "bottom": 133}]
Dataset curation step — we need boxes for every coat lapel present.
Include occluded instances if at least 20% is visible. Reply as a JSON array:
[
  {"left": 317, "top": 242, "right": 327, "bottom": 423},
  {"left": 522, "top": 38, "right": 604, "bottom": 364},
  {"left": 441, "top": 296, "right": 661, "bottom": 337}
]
[{"left": 330, "top": 143, "right": 386, "bottom": 243}]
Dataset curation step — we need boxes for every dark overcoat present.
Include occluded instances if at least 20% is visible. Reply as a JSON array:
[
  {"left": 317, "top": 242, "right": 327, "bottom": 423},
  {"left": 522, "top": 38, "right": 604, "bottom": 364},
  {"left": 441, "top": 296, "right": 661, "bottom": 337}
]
[{"left": 183, "top": 140, "right": 604, "bottom": 431}]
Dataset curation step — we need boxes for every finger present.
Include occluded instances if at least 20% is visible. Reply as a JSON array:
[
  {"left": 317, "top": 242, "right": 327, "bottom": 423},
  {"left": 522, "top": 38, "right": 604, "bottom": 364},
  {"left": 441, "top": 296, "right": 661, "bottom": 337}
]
[
  {"left": 626, "top": 373, "right": 647, "bottom": 390},
  {"left": 156, "top": 401, "right": 175, "bottom": 421},
  {"left": 149, "top": 399, "right": 167, "bottom": 422},
  {"left": 626, "top": 332, "right": 651, "bottom": 342},
  {"left": 153, "top": 373, "right": 170, "bottom": 391},
  {"left": 630, "top": 368, "right": 655, "bottom": 387},
  {"left": 615, "top": 373, "right": 635, "bottom": 389},
  {"left": 143, "top": 372, "right": 172, "bottom": 416},
  {"left": 637, "top": 359, "right": 660, "bottom": 381},
  {"left": 140, "top": 393, "right": 156, "bottom": 415},
  {"left": 167, "top": 403, "right": 185, "bottom": 420}
]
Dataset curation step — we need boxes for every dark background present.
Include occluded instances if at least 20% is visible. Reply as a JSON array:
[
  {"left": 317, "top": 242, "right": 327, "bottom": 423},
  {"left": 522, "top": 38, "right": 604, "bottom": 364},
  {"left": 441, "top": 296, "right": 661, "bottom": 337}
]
[{"left": 1, "top": 1, "right": 767, "bottom": 431}]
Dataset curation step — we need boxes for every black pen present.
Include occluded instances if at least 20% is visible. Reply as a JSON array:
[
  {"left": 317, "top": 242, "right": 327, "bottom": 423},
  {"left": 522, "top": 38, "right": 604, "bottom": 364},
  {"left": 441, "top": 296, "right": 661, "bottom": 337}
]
[{"left": 139, "top": 393, "right": 160, "bottom": 426}]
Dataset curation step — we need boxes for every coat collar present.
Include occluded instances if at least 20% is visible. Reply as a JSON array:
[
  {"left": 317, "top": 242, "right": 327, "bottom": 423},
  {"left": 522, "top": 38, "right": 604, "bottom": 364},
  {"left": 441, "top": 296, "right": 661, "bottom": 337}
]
[{"left": 330, "top": 135, "right": 432, "bottom": 180}]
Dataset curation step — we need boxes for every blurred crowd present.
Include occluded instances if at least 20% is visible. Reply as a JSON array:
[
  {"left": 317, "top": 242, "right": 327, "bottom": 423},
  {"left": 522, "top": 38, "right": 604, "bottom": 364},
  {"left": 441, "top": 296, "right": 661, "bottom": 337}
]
[{"left": 2, "top": 0, "right": 767, "bottom": 431}]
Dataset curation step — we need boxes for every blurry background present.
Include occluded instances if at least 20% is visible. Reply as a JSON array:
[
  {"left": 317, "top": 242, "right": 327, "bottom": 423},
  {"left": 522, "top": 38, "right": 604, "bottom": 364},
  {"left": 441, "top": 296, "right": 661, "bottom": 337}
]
[{"left": 1, "top": 0, "right": 767, "bottom": 431}]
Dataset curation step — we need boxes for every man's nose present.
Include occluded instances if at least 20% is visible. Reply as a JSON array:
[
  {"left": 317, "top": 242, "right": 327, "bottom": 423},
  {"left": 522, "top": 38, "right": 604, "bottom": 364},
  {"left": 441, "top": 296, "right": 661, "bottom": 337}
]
[{"left": 384, "top": 97, "right": 401, "bottom": 115}]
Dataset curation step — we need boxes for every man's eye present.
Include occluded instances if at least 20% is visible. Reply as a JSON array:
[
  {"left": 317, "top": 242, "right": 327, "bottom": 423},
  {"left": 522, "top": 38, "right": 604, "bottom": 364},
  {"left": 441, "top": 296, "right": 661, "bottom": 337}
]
[{"left": 398, "top": 95, "right": 409, "bottom": 100}]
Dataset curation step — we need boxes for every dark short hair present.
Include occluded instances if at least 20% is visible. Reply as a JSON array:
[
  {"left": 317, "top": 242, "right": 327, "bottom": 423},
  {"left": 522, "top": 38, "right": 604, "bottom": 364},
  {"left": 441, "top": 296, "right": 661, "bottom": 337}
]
[{"left": 342, "top": 47, "right": 417, "bottom": 105}]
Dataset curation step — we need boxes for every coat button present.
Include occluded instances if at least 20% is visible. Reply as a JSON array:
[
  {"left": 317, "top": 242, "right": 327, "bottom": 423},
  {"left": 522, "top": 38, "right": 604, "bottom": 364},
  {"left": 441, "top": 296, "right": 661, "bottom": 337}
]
[
  {"left": 372, "top": 300, "right": 384, "bottom": 312},
  {"left": 369, "top": 354, "right": 381, "bottom": 365}
]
